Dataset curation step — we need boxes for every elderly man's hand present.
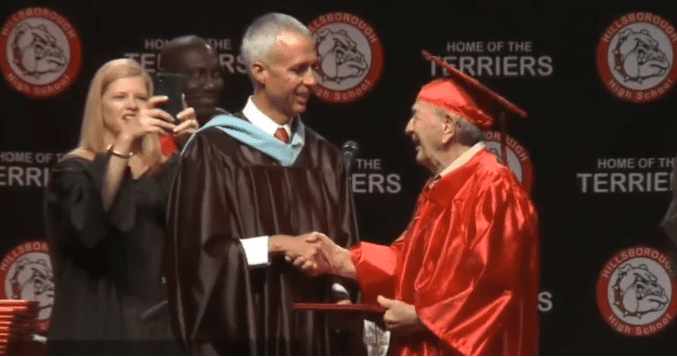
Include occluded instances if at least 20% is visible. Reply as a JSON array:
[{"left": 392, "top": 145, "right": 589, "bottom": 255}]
[
  {"left": 286, "top": 232, "right": 333, "bottom": 276},
  {"left": 270, "top": 232, "right": 332, "bottom": 275},
  {"left": 299, "top": 233, "right": 357, "bottom": 279},
  {"left": 377, "top": 295, "right": 426, "bottom": 335}
]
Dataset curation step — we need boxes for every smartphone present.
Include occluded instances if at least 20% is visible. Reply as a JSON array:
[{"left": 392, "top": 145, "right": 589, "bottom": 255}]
[{"left": 153, "top": 72, "right": 184, "bottom": 119}]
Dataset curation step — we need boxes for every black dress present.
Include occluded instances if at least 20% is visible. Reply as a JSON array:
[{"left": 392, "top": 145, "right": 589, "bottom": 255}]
[
  {"left": 165, "top": 113, "right": 361, "bottom": 355},
  {"left": 44, "top": 152, "right": 182, "bottom": 355}
]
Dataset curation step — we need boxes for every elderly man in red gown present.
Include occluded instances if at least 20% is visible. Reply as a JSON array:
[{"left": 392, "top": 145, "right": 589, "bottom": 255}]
[{"left": 299, "top": 75, "right": 540, "bottom": 355}]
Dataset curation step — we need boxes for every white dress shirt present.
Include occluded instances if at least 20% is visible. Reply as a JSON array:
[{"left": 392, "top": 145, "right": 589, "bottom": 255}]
[{"left": 237, "top": 97, "right": 349, "bottom": 295}]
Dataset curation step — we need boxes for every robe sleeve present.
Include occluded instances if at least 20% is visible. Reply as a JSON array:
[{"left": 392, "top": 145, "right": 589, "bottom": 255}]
[
  {"left": 91, "top": 153, "right": 178, "bottom": 234},
  {"left": 164, "top": 133, "right": 257, "bottom": 355},
  {"left": 46, "top": 153, "right": 148, "bottom": 248},
  {"left": 415, "top": 177, "right": 539, "bottom": 356},
  {"left": 349, "top": 239, "right": 405, "bottom": 305},
  {"left": 45, "top": 156, "right": 112, "bottom": 249}
]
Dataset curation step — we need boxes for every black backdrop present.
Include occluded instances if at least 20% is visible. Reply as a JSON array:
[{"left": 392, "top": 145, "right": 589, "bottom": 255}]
[{"left": 1, "top": 0, "right": 677, "bottom": 354}]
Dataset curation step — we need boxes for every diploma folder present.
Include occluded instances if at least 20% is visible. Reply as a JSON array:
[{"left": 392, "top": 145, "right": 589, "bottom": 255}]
[
  {"left": 293, "top": 303, "right": 386, "bottom": 319},
  {"left": 294, "top": 303, "right": 387, "bottom": 354}
]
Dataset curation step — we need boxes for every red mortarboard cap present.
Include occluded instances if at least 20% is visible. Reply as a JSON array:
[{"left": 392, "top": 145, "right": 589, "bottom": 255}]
[
  {"left": 420, "top": 50, "right": 528, "bottom": 166},
  {"left": 417, "top": 78, "right": 494, "bottom": 130},
  {"left": 419, "top": 50, "right": 527, "bottom": 131}
]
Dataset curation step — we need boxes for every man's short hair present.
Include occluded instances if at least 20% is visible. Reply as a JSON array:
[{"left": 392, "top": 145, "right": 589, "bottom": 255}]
[
  {"left": 240, "top": 13, "right": 311, "bottom": 79},
  {"left": 436, "top": 108, "right": 486, "bottom": 146},
  {"left": 158, "top": 35, "right": 211, "bottom": 72}
]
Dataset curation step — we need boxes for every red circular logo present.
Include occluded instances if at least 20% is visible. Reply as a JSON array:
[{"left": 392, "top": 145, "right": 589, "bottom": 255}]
[
  {"left": 308, "top": 13, "right": 384, "bottom": 103},
  {"left": 0, "top": 240, "right": 53, "bottom": 332},
  {"left": 484, "top": 132, "right": 534, "bottom": 195},
  {"left": 0, "top": 7, "right": 82, "bottom": 98},
  {"left": 596, "top": 246, "right": 677, "bottom": 336},
  {"left": 597, "top": 12, "right": 677, "bottom": 103}
]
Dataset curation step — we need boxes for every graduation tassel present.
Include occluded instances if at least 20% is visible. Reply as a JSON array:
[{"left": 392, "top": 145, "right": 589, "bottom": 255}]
[{"left": 499, "top": 111, "right": 508, "bottom": 166}]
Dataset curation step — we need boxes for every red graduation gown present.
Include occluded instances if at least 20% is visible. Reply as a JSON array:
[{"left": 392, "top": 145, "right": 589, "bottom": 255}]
[{"left": 350, "top": 149, "right": 540, "bottom": 355}]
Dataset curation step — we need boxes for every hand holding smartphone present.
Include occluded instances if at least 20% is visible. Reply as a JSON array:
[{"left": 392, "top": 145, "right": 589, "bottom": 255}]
[{"left": 153, "top": 73, "right": 184, "bottom": 119}]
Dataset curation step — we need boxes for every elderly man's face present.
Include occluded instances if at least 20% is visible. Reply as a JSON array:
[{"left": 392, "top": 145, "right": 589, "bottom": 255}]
[
  {"left": 405, "top": 101, "right": 447, "bottom": 171},
  {"left": 260, "top": 31, "right": 318, "bottom": 120},
  {"left": 167, "top": 44, "right": 224, "bottom": 125}
]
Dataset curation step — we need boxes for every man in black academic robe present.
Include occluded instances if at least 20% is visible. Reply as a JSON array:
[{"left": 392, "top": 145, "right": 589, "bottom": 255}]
[{"left": 164, "top": 13, "right": 359, "bottom": 355}]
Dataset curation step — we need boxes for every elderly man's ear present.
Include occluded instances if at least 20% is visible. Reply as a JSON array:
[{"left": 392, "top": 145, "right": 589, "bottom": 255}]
[{"left": 441, "top": 115, "right": 458, "bottom": 144}]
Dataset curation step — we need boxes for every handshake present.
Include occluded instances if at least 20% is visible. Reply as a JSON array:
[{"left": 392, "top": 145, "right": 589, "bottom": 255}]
[
  {"left": 273, "top": 232, "right": 357, "bottom": 279},
  {"left": 274, "top": 232, "right": 424, "bottom": 333}
]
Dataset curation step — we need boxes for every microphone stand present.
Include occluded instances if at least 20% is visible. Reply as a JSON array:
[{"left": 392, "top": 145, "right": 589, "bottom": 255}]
[{"left": 140, "top": 277, "right": 169, "bottom": 321}]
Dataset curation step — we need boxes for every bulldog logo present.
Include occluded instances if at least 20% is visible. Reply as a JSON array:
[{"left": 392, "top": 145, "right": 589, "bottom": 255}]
[
  {"left": 1, "top": 7, "right": 82, "bottom": 97},
  {"left": 612, "top": 263, "right": 669, "bottom": 318},
  {"left": 315, "top": 28, "right": 369, "bottom": 84},
  {"left": 10, "top": 257, "right": 54, "bottom": 318},
  {"left": 10, "top": 22, "right": 67, "bottom": 79},
  {"left": 596, "top": 12, "right": 677, "bottom": 103},
  {"left": 597, "top": 246, "right": 677, "bottom": 336},
  {"left": 308, "top": 12, "right": 384, "bottom": 103},
  {"left": 612, "top": 28, "right": 671, "bottom": 84}
]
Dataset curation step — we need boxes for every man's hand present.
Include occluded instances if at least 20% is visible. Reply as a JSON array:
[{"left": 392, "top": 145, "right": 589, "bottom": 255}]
[
  {"left": 300, "top": 233, "right": 357, "bottom": 279},
  {"left": 270, "top": 232, "right": 332, "bottom": 275},
  {"left": 172, "top": 106, "right": 199, "bottom": 146},
  {"left": 288, "top": 232, "right": 333, "bottom": 275},
  {"left": 377, "top": 295, "right": 426, "bottom": 334}
]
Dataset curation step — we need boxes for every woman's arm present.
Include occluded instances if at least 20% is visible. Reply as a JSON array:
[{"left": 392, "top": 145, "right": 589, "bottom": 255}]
[
  {"left": 102, "top": 133, "right": 134, "bottom": 211},
  {"left": 102, "top": 96, "right": 177, "bottom": 210}
]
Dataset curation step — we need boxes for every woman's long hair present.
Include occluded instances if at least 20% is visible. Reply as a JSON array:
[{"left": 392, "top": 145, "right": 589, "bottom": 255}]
[{"left": 78, "top": 58, "right": 165, "bottom": 172}]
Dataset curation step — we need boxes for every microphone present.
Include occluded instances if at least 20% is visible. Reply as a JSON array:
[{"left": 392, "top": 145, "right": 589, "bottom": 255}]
[
  {"left": 341, "top": 140, "right": 359, "bottom": 176},
  {"left": 140, "top": 299, "right": 168, "bottom": 321},
  {"left": 140, "top": 276, "right": 168, "bottom": 321}
]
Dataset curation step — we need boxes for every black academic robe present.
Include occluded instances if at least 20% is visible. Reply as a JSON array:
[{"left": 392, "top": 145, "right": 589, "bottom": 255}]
[
  {"left": 44, "top": 153, "right": 182, "bottom": 355},
  {"left": 165, "top": 113, "right": 359, "bottom": 355}
]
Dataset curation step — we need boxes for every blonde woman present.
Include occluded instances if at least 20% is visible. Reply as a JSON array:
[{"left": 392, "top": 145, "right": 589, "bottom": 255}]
[{"left": 44, "top": 58, "right": 196, "bottom": 355}]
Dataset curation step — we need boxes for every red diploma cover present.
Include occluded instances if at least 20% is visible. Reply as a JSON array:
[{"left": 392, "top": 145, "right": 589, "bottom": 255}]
[{"left": 293, "top": 303, "right": 386, "bottom": 321}]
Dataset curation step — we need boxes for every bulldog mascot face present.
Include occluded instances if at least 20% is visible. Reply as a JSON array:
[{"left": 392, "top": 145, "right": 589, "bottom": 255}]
[
  {"left": 11, "top": 22, "right": 67, "bottom": 79},
  {"left": 613, "top": 263, "right": 669, "bottom": 318},
  {"left": 314, "top": 28, "right": 369, "bottom": 84},
  {"left": 613, "top": 28, "right": 671, "bottom": 84},
  {"left": 10, "top": 257, "right": 54, "bottom": 318}
]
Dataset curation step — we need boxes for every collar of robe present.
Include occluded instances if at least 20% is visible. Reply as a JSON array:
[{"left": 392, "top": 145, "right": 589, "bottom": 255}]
[{"left": 199, "top": 114, "right": 305, "bottom": 167}]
